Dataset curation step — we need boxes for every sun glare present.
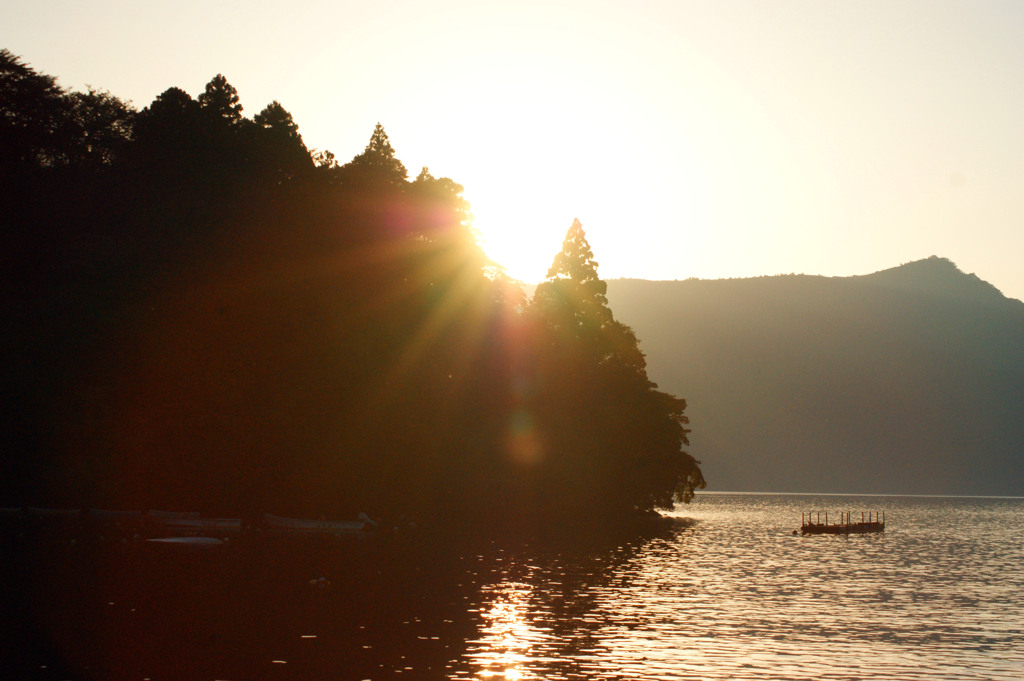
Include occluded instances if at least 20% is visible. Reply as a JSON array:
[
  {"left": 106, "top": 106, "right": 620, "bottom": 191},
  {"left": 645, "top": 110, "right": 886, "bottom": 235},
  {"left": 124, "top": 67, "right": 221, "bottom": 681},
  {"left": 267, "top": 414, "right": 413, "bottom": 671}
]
[
  {"left": 467, "top": 188, "right": 572, "bottom": 284},
  {"left": 405, "top": 54, "right": 631, "bottom": 284},
  {"left": 418, "top": 77, "right": 709, "bottom": 285},
  {"left": 327, "top": 6, "right": 715, "bottom": 285}
]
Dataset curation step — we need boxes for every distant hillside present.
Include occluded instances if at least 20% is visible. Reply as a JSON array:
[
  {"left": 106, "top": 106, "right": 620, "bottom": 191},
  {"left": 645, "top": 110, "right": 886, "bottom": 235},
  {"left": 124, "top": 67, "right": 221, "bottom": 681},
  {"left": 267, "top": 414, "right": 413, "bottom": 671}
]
[{"left": 606, "top": 257, "right": 1024, "bottom": 496}]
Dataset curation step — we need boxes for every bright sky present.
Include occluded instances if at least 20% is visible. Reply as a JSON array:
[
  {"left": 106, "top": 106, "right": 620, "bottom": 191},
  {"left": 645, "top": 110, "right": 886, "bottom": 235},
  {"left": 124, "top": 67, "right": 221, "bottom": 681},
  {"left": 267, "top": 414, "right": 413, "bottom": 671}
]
[{"left": 5, "top": 1, "right": 1024, "bottom": 300}]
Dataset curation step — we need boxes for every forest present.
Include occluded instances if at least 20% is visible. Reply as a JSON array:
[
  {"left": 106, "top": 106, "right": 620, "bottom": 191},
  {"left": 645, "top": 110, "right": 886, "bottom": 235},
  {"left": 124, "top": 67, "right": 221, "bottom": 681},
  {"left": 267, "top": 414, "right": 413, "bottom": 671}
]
[{"left": 0, "top": 50, "right": 704, "bottom": 532}]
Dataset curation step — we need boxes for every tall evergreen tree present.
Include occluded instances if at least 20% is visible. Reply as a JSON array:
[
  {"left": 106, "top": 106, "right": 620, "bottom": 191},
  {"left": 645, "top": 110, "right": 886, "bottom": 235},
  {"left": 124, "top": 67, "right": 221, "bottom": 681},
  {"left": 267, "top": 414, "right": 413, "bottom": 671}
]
[
  {"left": 254, "top": 100, "right": 312, "bottom": 181},
  {"left": 538, "top": 218, "right": 611, "bottom": 331},
  {"left": 547, "top": 218, "right": 605, "bottom": 285},
  {"left": 534, "top": 219, "right": 644, "bottom": 371},
  {"left": 133, "top": 87, "right": 203, "bottom": 163},
  {"left": 529, "top": 219, "right": 704, "bottom": 515},
  {"left": 146, "top": 86, "right": 199, "bottom": 118},
  {"left": 335, "top": 123, "right": 408, "bottom": 187},
  {"left": 254, "top": 100, "right": 300, "bottom": 139},
  {"left": 198, "top": 74, "right": 243, "bottom": 125}
]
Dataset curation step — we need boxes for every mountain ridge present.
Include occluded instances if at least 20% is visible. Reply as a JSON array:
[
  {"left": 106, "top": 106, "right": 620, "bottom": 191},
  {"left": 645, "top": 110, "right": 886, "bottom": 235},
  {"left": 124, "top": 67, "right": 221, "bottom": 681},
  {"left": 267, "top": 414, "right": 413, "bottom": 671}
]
[
  {"left": 605, "top": 256, "right": 1024, "bottom": 496},
  {"left": 857, "top": 256, "right": 1021, "bottom": 308}
]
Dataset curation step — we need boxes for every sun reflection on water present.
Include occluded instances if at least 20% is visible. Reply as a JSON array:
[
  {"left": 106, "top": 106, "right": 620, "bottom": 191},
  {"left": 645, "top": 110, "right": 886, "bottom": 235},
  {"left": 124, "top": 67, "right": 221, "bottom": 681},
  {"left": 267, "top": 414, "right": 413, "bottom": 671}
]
[{"left": 465, "top": 580, "right": 549, "bottom": 680}]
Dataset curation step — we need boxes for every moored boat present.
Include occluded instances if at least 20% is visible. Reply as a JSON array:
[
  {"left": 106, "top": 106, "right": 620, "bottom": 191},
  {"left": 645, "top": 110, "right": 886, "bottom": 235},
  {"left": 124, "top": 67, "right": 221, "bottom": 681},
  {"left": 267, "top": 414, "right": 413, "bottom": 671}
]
[
  {"left": 144, "top": 512, "right": 241, "bottom": 538},
  {"left": 145, "top": 536, "right": 226, "bottom": 548},
  {"left": 263, "top": 512, "right": 374, "bottom": 535},
  {"left": 800, "top": 510, "right": 885, "bottom": 535}
]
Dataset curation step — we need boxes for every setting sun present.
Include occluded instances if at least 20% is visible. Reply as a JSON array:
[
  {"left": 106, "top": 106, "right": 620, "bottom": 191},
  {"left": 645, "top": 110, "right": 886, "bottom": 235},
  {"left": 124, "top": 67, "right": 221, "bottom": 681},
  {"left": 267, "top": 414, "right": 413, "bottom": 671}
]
[{"left": 303, "top": 4, "right": 717, "bottom": 284}]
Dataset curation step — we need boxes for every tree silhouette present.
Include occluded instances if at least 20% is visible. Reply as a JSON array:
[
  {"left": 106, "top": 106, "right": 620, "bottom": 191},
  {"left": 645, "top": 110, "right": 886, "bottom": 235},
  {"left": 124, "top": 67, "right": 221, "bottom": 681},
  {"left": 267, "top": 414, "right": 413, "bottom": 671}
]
[
  {"left": 1, "top": 51, "right": 136, "bottom": 174},
  {"left": 254, "top": 100, "right": 299, "bottom": 138},
  {"left": 64, "top": 88, "right": 135, "bottom": 168},
  {"left": 409, "top": 166, "right": 473, "bottom": 237},
  {"left": 547, "top": 218, "right": 604, "bottom": 284},
  {"left": 254, "top": 100, "right": 312, "bottom": 181},
  {"left": 333, "top": 122, "right": 408, "bottom": 187},
  {"left": 132, "top": 87, "right": 204, "bottom": 171},
  {"left": 198, "top": 74, "right": 243, "bottom": 125},
  {"left": 0, "top": 49, "right": 71, "bottom": 171},
  {"left": 533, "top": 219, "right": 646, "bottom": 372},
  {"left": 1, "top": 53, "right": 705, "bottom": 531},
  {"left": 535, "top": 218, "right": 612, "bottom": 340},
  {"left": 146, "top": 86, "right": 199, "bottom": 118},
  {"left": 529, "top": 219, "right": 704, "bottom": 515}
]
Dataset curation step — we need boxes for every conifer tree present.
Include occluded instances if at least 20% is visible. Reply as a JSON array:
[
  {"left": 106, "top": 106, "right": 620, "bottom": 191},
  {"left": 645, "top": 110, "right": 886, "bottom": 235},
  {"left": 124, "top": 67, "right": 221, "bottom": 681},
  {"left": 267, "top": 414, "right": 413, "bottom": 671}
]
[
  {"left": 338, "top": 123, "right": 408, "bottom": 186},
  {"left": 254, "top": 100, "right": 311, "bottom": 181},
  {"left": 534, "top": 219, "right": 607, "bottom": 338},
  {"left": 534, "top": 219, "right": 644, "bottom": 371},
  {"left": 530, "top": 219, "right": 704, "bottom": 514},
  {"left": 198, "top": 74, "right": 243, "bottom": 125},
  {"left": 254, "top": 101, "right": 300, "bottom": 139}
]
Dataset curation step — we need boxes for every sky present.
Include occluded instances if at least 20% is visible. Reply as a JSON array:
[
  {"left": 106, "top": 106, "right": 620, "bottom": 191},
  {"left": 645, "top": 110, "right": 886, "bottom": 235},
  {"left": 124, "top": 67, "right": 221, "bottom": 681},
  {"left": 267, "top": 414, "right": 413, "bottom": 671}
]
[{"left": 5, "top": 1, "right": 1024, "bottom": 300}]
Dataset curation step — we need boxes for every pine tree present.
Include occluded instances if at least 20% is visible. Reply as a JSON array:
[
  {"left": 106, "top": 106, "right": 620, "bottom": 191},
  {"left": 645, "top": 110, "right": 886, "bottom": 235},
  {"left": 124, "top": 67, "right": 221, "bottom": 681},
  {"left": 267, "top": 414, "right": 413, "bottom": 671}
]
[
  {"left": 529, "top": 219, "right": 704, "bottom": 514},
  {"left": 339, "top": 123, "right": 408, "bottom": 186},
  {"left": 254, "top": 101, "right": 311, "bottom": 181},
  {"left": 534, "top": 219, "right": 645, "bottom": 370},
  {"left": 198, "top": 74, "right": 243, "bottom": 125},
  {"left": 254, "top": 101, "right": 299, "bottom": 139}
]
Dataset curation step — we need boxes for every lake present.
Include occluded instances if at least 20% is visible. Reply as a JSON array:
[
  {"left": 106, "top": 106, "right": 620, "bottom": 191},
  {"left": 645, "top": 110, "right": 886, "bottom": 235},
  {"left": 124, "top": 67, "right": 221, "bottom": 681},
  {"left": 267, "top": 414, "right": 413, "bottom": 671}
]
[{"left": 3, "top": 494, "right": 1022, "bottom": 680}]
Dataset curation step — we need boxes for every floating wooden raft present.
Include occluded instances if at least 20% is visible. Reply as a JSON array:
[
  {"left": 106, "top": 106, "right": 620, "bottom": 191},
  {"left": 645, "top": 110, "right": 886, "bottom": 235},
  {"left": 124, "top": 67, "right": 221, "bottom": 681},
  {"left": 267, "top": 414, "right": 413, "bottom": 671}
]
[{"left": 800, "top": 510, "right": 885, "bottom": 535}]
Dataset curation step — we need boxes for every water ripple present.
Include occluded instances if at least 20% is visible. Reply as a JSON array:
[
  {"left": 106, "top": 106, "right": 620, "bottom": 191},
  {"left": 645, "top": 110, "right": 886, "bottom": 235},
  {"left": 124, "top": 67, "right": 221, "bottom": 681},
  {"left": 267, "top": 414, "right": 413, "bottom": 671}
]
[{"left": 453, "top": 495, "right": 1024, "bottom": 680}]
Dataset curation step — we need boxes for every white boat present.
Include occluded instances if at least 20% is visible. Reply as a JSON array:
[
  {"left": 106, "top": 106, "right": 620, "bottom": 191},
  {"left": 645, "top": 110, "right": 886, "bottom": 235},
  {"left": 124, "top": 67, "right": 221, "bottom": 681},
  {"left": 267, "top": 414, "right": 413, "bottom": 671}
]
[
  {"left": 146, "top": 513, "right": 241, "bottom": 537},
  {"left": 263, "top": 513, "right": 373, "bottom": 535},
  {"left": 146, "top": 536, "right": 225, "bottom": 548}
]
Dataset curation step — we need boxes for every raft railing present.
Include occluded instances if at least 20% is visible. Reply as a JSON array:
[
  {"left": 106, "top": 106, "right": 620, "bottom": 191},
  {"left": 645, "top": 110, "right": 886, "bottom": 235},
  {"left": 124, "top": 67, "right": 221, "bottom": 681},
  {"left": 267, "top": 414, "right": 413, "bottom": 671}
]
[{"left": 800, "top": 510, "right": 885, "bottom": 535}]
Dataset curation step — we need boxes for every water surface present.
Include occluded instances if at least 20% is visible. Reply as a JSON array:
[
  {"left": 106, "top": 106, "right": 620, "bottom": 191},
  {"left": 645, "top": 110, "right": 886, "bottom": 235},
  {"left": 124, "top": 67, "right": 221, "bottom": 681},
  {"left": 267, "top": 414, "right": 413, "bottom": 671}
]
[
  {"left": 4, "top": 494, "right": 1022, "bottom": 680},
  {"left": 452, "top": 494, "right": 1024, "bottom": 680}
]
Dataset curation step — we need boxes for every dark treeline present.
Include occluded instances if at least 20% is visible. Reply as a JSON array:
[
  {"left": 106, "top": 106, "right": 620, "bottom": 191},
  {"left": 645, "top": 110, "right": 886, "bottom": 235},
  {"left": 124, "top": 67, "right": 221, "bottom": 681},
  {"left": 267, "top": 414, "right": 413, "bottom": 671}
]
[{"left": 1, "top": 51, "right": 703, "bottom": 531}]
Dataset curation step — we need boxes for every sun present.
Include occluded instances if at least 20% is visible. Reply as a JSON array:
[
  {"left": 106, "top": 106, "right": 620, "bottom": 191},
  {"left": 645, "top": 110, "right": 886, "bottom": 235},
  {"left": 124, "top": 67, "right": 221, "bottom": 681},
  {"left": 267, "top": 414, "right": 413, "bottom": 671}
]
[
  {"left": 466, "top": 185, "right": 573, "bottom": 285},
  {"left": 391, "top": 67, "right": 651, "bottom": 284},
  {"left": 400, "top": 57, "right": 616, "bottom": 284},
  {"left": 361, "top": 16, "right": 712, "bottom": 286}
]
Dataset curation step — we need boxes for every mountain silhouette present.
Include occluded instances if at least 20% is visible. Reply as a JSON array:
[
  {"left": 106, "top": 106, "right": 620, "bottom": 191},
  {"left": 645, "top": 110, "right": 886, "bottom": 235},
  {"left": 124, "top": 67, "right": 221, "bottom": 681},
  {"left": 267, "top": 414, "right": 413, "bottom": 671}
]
[{"left": 606, "top": 257, "right": 1024, "bottom": 496}]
